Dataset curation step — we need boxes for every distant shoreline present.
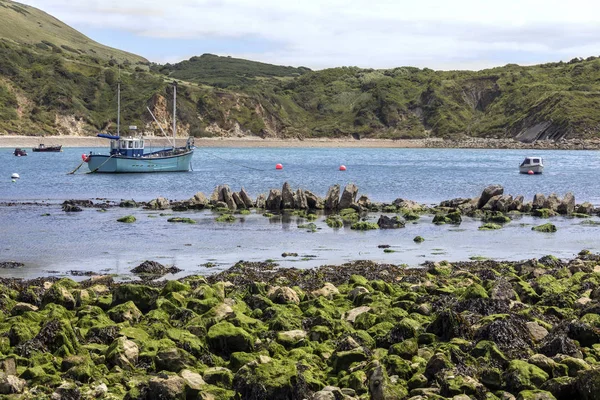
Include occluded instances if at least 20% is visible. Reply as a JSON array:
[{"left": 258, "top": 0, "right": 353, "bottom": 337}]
[{"left": 1, "top": 135, "right": 600, "bottom": 150}]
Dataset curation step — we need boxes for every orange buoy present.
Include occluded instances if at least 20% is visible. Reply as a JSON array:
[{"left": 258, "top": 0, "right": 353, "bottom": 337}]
[
  {"left": 275, "top": 163, "right": 283, "bottom": 170},
  {"left": 339, "top": 165, "right": 347, "bottom": 171},
  {"left": 528, "top": 170, "right": 534, "bottom": 175}
]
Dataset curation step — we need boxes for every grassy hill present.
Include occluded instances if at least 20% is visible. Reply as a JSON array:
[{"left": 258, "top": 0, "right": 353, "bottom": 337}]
[
  {"left": 152, "top": 53, "right": 310, "bottom": 88},
  {"left": 1, "top": 0, "right": 600, "bottom": 141},
  {"left": 0, "top": 0, "right": 146, "bottom": 64}
]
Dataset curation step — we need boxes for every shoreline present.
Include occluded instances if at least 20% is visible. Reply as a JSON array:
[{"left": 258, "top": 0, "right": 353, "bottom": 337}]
[{"left": 2, "top": 135, "right": 600, "bottom": 149}]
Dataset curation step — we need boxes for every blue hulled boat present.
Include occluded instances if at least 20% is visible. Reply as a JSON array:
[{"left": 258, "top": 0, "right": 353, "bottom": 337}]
[{"left": 85, "top": 81, "right": 194, "bottom": 173}]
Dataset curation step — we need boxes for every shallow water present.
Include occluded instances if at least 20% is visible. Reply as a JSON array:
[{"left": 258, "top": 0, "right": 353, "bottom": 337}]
[
  {"left": 2, "top": 147, "right": 600, "bottom": 204},
  {"left": 1, "top": 204, "right": 597, "bottom": 280}
]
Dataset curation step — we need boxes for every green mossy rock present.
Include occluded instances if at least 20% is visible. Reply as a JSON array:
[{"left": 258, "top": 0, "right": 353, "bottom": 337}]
[
  {"left": 167, "top": 217, "right": 196, "bottom": 224},
  {"left": 532, "top": 208, "right": 557, "bottom": 218},
  {"left": 326, "top": 216, "right": 343, "bottom": 228},
  {"left": 462, "top": 282, "right": 489, "bottom": 299},
  {"left": 161, "top": 280, "right": 191, "bottom": 296},
  {"left": 216, "top": 214, "right": 236, "bottom": 223},
  {"left": 233, "top": 358, "right": 307, "bottom": 399},
  {"left": 516, "top": 389, "right": 557, "bottom": 400},
  {"left": 483, "top": 211, "right": 511, "bottom": 224},
  {"left": 41, "top": 284, "right": 76, "bottom": 310},
  {"left": 203, "top": 366, "right": 234, "bottom": 388},
  {"left": 351, "top": 221, "right": 379, "bottom": 230},
  {"left": 155, "top": 347, "right": 196, "bottom": 372},
  {"left": 479, "top": 223, "right": 502, "bottom": 230},
  {"left": 111, "top": 284, "right": 159, "bottom": 313},
  {"left": 117, "top": 215, "right": 136, "bottom": 223},
  {"left": 207, "top": 321, "right": 254, "bottom": 357},
  {"left": 413, "top": 235, "right": 425, "bottom": 243},
  {"left": 333, "top": 348, "right": 367, "bottom": 372},
  {"left": 505, "top": 360, "right": 549, "bottom": 392},
  {"left": 389, "top": 338, "right": 418, "bottom": 360},
  {"left": 106, "top": 301, "right": 143, "bottom": 324},
  {"left": 532, "top": 223, "right": 557, "bottom": 232}
]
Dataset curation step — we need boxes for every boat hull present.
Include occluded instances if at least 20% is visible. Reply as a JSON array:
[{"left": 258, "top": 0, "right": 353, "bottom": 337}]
[
  {"left": 519, "top": 165, "right": 543, "bottom": 174},
  {"left": 87, "top": 151, "right": 193, "bottom": 173}
]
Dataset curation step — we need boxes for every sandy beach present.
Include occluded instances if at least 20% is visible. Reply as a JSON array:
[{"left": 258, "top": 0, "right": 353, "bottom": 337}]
[{"left": 2, "top": 134, "right": 600, "bottom": 149}]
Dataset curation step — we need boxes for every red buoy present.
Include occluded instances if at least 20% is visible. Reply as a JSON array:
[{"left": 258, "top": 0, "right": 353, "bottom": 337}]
[
  {"left": 339, "top": 165, "right": 347, "bottom": 171},
  {"left": 81, "top": 154, "right": 89, "bottom": 162},
  {"left": 528, "top": 170, "right": 534, "bottom": 175},
  {"left": 275, "top": 163, "right": 283, "bottom": 170}
]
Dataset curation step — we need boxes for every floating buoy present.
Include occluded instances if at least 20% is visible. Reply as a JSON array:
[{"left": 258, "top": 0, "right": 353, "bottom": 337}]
[
  {"left": 275, "top": 163, "right": 283, "bottom": 170},
  {"left": 11, "top": 173, "right": 19, "bottom": 179},
  {"left": 528, "top": 170, "right": 534, "bottom": 175},
  {"left": 81, "top": 154, "right": 90, "bottom": 162},
  {"left": 339, "top": 165, "right": 347, "bottom": 171},
  {"left": 11, "top": 179, "right": 16, "bottom": 183}
]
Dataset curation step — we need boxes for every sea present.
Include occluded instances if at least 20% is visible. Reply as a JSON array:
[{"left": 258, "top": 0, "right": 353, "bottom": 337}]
[{"left": 1, "top": 146, "right": 599, "bottom": 280}]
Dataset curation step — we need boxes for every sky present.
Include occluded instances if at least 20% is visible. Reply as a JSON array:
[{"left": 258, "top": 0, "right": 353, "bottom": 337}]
[{"left": 16, "top": 0, "right": 600, "bottom": 70}]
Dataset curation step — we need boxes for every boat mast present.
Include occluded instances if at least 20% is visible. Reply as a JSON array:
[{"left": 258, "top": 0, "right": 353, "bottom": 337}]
[
  {"left": 172, "top": 81, "right": 177, "bottom": 149},
  {"left": 117, "top": 65, "right": 121, "bottom": 136}
]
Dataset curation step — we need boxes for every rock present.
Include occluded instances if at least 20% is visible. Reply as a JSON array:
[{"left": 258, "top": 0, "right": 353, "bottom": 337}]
[
  {"left": 156, "top": 347, "right": 195, "bottom": 373},
  {"left": 393, "top": 198, "right": 423, "bottom": 212},
  {"left": 0, "top": 372, "right": 25, "bottom": 394},
  {"left": 207, "top": 321, "right": 253, "bottom": 356},
  {"left": 180, "top": 369, "right": 205, "bottom": 395},
  {"left": 439, "top": 198, "right": 470, "bottom": 208},
  {"left": 348, "top": 286, "right": 369, "bottom": 301},
  {"left": 427, "top": 310, "right": 473, "bottom": 341},
  {"left": 357, "top": 195, "right": 371, "bottom": 210},
  {"left": 532, "top": 194, "right": 546, "bottom": 209},
  {"left": 538, "top": 333, "right": 582, "bottom": 359},
  {"left": 482, "top": 194, "right": 502, "bottom": 211},
  {"left": 147, "top": 375, "right": 186, "bottom": 400},
  {"left": 504, "top": 360, "right": 549, "bottom": 392},
  {"left": 477, "top": 185, "right": 504, "bottom": 209},
  {"left": 575, "top": 369, "right": 600, "bottom": 400},
  {"left": 277, "top": 330, "right": 307, "bottom": 347},
  {"left": 576, "top": 202, "right": 594, "bottom": 215},
  {"left": 557, "top": 192, "right": 575, "bottom": 214},
  {"left": 526, "top": 322, "right": 549, "bottom": 342},
  {"left": 232, "top": 192, "right": 245, "bottom": 209},
  {"left": 237, "top": 187, "right": 254, "bottom": 208},
  {"left": 107, "top": 300, "right": 143, "bottom": 323},
  {"left": 490, "top": 279, "right": 518, "bottom": 301},
  {"left": 255, "top": 193, "right": 266, "bottom": 209},
  {"left": 112, "top": 284, "right": 159, "bottom": 313},
  {"left": 220, "top": 185, "right": 236, "bottom": 210},
  {"left": 532, "top": 223, "right": 557, "bottom": 232},
  {"left": 324, "top": 184, "right": 341, "bottom": 210},
  {"left": 187, "top": 192, "right": 208, "bottom": 209},
  {"left": 345, "top": 306, "right": 372, "bottom": 323},
  {"left": 209, "top": 186, "right": 221, "bottom": 205},
  {"left": 281, "top": 182, "right": 295, "bottom": 209},
  {"left": 105, "top": 336, "right": 138, "bottom": 370},
  {"left": 147, "top": 197, "right": 170, "bottom": 210},
  {"left": 234, "top": 359, "right": 311, "bottom": 399},
  {"left": 377, "top": 215, "right": 405, "bottom": 229},
  {"left": 52, "top": 382, "right": 81, "bottom": 400},
  {"left": 495, "top": 195, "right": 514, "bottom": 212},
  {"left": 339, "top": 183, "right": 359, "bottom": 209},
  {"left": 510, "top": 195, "right": 525, "bottom": 211},
  {"left": 11, "top": 302, "right": 38, "bottom": 315},
  {"left": 267, "top": 286, "right": 300, "bottom": 304},
  {"left": 295, "top": 189, "right": 308, "bottom": 210},
  {"left": 424, "top": 353, "right": 452, "bottom": 379},
  {"left": 119, "top": 199, "right": 138, "bottom": 208},
  {"left": 203, "top": 367, "right": 234, "bottom": 388},
  {"left": 312, "top": 283, "right": 340, "bottom": 298},
  {"left": 265, "top": 189, "right": 282, "bottom": 210},
  {"left": 131, "top": 260, "right": 182, "bottom": 277},
  {"left": 41, "top": 284, "right": 76, "bottom": 310},
  {"left": 543, "top": 193, "right": 560, "bottom": 211},
  {"left": 305, "top": 190, "right": 323, "bottom": 209},
  {"left": 515, "top": 390, "right": 557, "bottom": 400}
]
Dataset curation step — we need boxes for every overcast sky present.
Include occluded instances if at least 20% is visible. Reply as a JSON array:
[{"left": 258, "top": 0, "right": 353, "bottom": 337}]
[{"left": 17, "top": 0, "right": 600, "bottom": 70}]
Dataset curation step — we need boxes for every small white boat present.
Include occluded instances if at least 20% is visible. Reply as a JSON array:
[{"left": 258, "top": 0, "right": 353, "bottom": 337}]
[{"left": 519, "top": 156, "right": 544, "bottom": 174}]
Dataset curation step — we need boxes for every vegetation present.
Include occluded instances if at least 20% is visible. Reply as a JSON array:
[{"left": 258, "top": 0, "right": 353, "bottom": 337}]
[{"left": 2, "top": 1, "right": 600, "bottom": 141}]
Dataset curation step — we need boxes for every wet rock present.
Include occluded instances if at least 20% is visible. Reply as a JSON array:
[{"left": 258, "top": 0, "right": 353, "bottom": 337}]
[
  {"left": 312, "top": 283, "right": 340, "bottom": 298},
  {"left": 156, "top": 348, "right": 195, "bottom": 372},
  {"left": 576, "top": 202, "right": 594, "bottom": 215},
  {"left": 439, "top": 198, "right": 470, "bottom": 208},
  {"left": 574, "top": 369, "right": 600, "bottom": 400},
  {"left": 207, "top": 321, "right": 253, "bottom": 356},
  {"left": 543, "top": 193, "right": 561, "bottom": 211},
  {"left": 324, "top": 184, "right": 341, "bottom": 210},
  {"left": 490, "top": 279, "right": 518, "bottom": 301},
  {"left": 187, "top": 192, "right": 208, "bottom": 209},
  {"left": 339, "top": 183, "right": 359, "bottom": 209},
  {"left": 557, "top": 192, "right": 575, "bottom": 215},
  {"left": 105, "top": 336, "right": 138, "bottom": 370},
  {"left": 474, "top": 315, "right": 534, "bottom": 357},
  {"left": 345, "top": 306, "right": 371, "bottom": 323},
  {"left": 111, "top": 284, "right": 159, "bottom": 313},
  {"left": 232, "top": 192, "right": 245, "bottom": 209},
  {"left": 147, "top": 375, "right": 186, "bottom": 400},
  {"left": 393, "top": 198, "right": 423, "bottom": 212},
  {"left": 0, "top": 372, "right": 25, "bottom": 394},
  {"left": 239, "top": 187, "right": 254, "bottom": 208},
  {"left": 0, "top": 261, "right": 24, "bottom": 269},
  {"left": 495, "top": 195, "right": 514, "bottom": 212},
  {"left": 131, "top": 260, "right": 182, "bottom": 277},
  {"left": 426, "top": 310, "right": 473, "bottom": 341},
  {"left": 538, "top": 333, "right": 582, "bottom": 358},
  {"left": 540, "top": 377, "right": 577, "bottom": 400},
  {"left": 220, "top": 185, "right": 236, "bottom": 210},
  {"left": 267, "top": 286, "right": 300, "bottom": 304},
  {"left": 377, "top": 215, "right": 405, "bottom": 229},
  {"left": 266, "top": 189, "right": 282, "bottom": 210},
  {"left": 255, "top": 193, "right": 266, "bottom": 209},
  {"left": 234, "top": 358, "right": 311, "bottom": 400},
  {"left": 357, "top": 195, "right": 371, "bottom": 211},
  {"left": 281, "top": 182, "right": 295, "bottom": 209},
  {"left": 526, "top": 322, "right": 549, "bottom": 342},
  {"left": 482, "top": 194, "right": 502, "bottom": 211},
  {"left": 305, "top": 190, "right": 323, "bottom": 209},
  {"left": 119, "top": 199, "right": 138, "bottom": 208},
  {"left": 295, "top": 188, "right": 308, "bottom": 210},
  {"left": 107, "top": 301, "right": 143, "bottom": 323},
  {"left": 424, "top": 353, "right": 452, "bottom": 379},
  {"left": 477, "top": 185, "right": 504, "bottom": 209},
  {"left": 52, "top": 382, "right": 81, "bottom": 400},
  {"left": 504, "top": 360, "right": 549, "bottom": 392},
  {"left": 532, "top": 194, "right": 546, "bottom": 210},
  {"left": 42, "top": 283, "right": 76, "bottom": 310},
  {"left": 146, "top": 197, "right": 170, "bottom": 210},
  {"left": 62, "top": 203, "right": 82, "bottom": 212}
]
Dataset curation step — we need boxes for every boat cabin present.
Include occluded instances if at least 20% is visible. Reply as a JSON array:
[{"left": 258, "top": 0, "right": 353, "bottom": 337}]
[
  {"left": 110, "top": 137, "right": 145, "bottom": 157},
  {"left": 520, "top": 156, "right": 543, "bottom": 166}
]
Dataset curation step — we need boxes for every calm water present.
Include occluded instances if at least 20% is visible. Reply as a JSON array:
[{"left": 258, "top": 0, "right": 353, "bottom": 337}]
[
  {"left": 2, "top": 147, "right": 600, "bottom": 204},
  {"left": 1, "top": 146, "right": 599, "bottom": 280}
]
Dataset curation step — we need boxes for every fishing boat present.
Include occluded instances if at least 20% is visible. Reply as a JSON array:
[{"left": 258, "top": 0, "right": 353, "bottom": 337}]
[
  {"left": 85, "top": 82, "right": 194, "bottom": 173},
  {"left": 32, "top": 144, "right": 62, "bottom": 152},
  {"left": 13, "top": 148, "right": 27, "bottom": 156},
  {"left": 519, "top": 156, "right": 544, "bottom": 174}
]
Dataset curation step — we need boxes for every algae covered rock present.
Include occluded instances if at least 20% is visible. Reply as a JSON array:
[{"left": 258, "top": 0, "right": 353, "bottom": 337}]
[
  {"left": 112, "top": 284, "right": 159, "bottom": 313},
  {"left": 207, "top": 321, "right": 253, "bottom": 356},
  {"left": 233, "top": 358, "right": 311, "bottom": 400},
  {"left": 532, "top": 223, "right": 557, "bottom": 232},
  {"left": 105, "top": 336, "right": 138, "bottom": 370},
  {"left": 504, "top": 360, "right": 549, "bottom": 392},
  {"left": 117, "top": 215, "right": 136, "bottom": 223},
  {"left": 41, "top": 283, "right": 76, "bottom": 310}
]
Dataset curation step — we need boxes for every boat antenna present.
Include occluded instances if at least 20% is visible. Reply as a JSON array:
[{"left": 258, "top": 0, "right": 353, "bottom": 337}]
[
  {"left": 146, "top": 106, "right": 174, "bottom": 147},
  {"left": 172, "top": 81, "right": 177, "bottom": 149},
  {"left": 117, "top": 65, "right": 121, "bottom": 136}
]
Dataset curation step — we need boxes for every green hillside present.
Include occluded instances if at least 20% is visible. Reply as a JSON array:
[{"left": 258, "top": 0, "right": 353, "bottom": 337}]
[
  {"left": 0, "top": 0, "right": 146, "bottom": 64},
  {"left": 0, "top": 0, "right": 600, "bottom": 141},
  {"left": 152, "top": 53, "right": 310, "bottom": 88}
]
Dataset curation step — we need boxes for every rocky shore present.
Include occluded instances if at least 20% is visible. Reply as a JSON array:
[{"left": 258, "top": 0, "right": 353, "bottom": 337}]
[
  {"left": 0, "top": 252, "right": 600, "bottom": 399},
  {"left": 2, "top": 135, "right": 600, "bottom": 150}
]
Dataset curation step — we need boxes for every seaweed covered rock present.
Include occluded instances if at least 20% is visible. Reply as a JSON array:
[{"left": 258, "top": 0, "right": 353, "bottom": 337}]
[
  {"left": 111, "top": 284, "right": 159, "bottom": 313},
  {"left": 504, "top": 360, "right": 549, "bottom": 392},
  {"left": 474, "top": 315, "right": 534, "bottom": 357},
  {"left": 41, "top": 283, "right": 76, "bottom": 310},
  {"left": 131, "top": 260, "right": 182, "bottom": 277},
  {"left": 17, "top": 318, "right": 80, "bottom": 357},
  {"left": 233, "top": 358, "right": 311, "bottom": 400},
  {"left": 426, "top": 310, "right": 473, "bottom": 341},
  {"left": 207, "top": 321, "right": 253, "bottom": 357},
  {"left": 105, "top": 336, "right": 138, "bottom": 370}
]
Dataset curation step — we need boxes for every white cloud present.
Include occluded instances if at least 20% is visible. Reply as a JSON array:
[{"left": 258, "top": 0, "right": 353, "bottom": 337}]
[{"left": 16, "top": 0, "right": 600, "bottom": 69}]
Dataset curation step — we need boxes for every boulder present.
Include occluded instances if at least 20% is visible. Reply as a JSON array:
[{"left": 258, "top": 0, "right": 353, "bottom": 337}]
[
  {"left": 105, "top": 336, "right": 138, "bottom": 370},
  {"left": 232, "top": 192, "right": 245, "bottom": 209},
  {"left": 267, "top": 286, "right": 300, "bottom": 304},
  {"left": 377, "top": 215, "right": 405, "bottom": 229},
  {"left": 393, "top": 198, "right": 423, "bottom": 212},
  {"left": 526, "top": 322, "right": 549, "bottom": 342},
  {"left": 312, "top": 283, "right": 340, "bottom": 298},
  {"left": 239, "top": 187, "right": 254, "bottom": 208},
  {"left": 131, "top": 260, "right": 181, "bottom": 277},
  {"left": 281, "top": 182, "right": 295, "bottom": 209},
  {"left": 11, "top": 302, "right": 38, "bottom": 316},
  {"left": 187, "top": 192, "right": 208, "bottom": 209},
  {"left": 557, "top": 192, "right": 575, "bottom": 215},
  {"left": 532, "top": 194, "right": 546, "bottom": 210},
  {"left": 305, "top": 190, "right": 323, "bottom": 209},
  {"left": 482, "top": 195, "right": 502, "bottom": 211},
  {"left": 504, "top": 360, "right": 549, "bottom": 392},
  {"left": 495, "top": 195, "right": 514, "bottom": 212},
  {"left": 112, "top": 284, "right": 159, "bottom": 313},
  {"left": 203, "top": 367, "right": 234, "bottom": 388},
  {"left": 324, "top": 184, "right": 341, "bottom": 210},
  {"left": 345, "top": 306, "right": 372, "bottom": 323},
  {"left": 107, "top": 301, "right": 143, "bottom": 323},
  {"left": 147, "top": 197, "right": 170, "bottom": 210},
  {"left": 255, "top": 194, "right": 266, "bottom": 209},
  {"left": 295, "top": 189, "right": 308, "bottom": 210},
  {"left": 339, "top": 183, "right": 359, "bottom": 209},
  {"left": 180, "top": 369, "right": 205, "bottom": 396},
  {"left": 576, "top": 202, "right": 594, "bottom": 215},
  {"left": 156, "top": 348, "right": 195, "bottom": 372},
  {"left": 543, "top": 193, "right": 560, "bottom": 211},
  {"left": 265, "top": 189, "right": 282, "bottom": 210},
  {"left": 357, "top": 195, "right": 371, "bottom": 210},
  {"left": 207, "top": 321, "right": 254, "bottom": 356},
  {"left": 510, "top": 195, "right": 525, "bottom": 211},
  {"left": 220, "top": 185, "right": 236, "bottom": 210},
  {"left": 147, "top": 375, "right": 186, "bottom": 400},
  {"left": 234, "top": 358, "right": 310, "bottom": 400},
  {"left": 477, "top": 185, "right": 504, "bottom": 209},
  {"left": 209, "top": 186, "right": 221, "bottom": 205},
  {"left": 41, "top": 284, "right": 76, "bottom": 310},
  {"left": 0, "top": 372, "right": 25, "bottom": 395}
]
